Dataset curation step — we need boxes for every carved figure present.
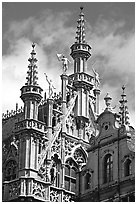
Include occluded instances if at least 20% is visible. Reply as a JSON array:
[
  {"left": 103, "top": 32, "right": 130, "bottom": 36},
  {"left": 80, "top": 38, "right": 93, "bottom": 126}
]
[
  {"left": 92, "top": 68, "right": 100, "bottom": 87},
  {"left": 57, "top": 54, "right": 70, "bottom": 73},
  {"left": 44, "top": 73, "right": 56, "bottom": 98}
]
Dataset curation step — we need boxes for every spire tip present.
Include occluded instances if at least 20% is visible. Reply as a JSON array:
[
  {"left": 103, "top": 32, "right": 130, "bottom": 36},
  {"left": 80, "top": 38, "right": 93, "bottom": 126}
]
[{"left": 80, "top": 6, "right": 84, "bottom": 11}]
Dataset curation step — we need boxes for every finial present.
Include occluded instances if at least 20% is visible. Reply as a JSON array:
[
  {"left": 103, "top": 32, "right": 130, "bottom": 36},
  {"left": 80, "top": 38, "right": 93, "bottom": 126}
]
[
  {"left": 32, "top": 42, "right": 36, "bottom": 49},
  {"left": 104, "top": 93, "right": 112, "bottom": 111},
  {"left": 80, "top": 6, "right": 84, "bottom": 12},
  {"left": 122, "top": 85, "right": 125, "bottom": 89}
]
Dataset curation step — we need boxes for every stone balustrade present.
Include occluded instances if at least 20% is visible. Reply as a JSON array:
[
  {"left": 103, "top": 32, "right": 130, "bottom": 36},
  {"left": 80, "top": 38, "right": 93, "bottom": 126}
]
[
  {"left": 21, "top": 85, "right": 42, "bottom": 95},
  {"left": 15, "top": 118, "right": 47, "bottom": 133},
  {"left": 68, "top": 72, "right": 94, "bottom": 86},
  {"left": 71, "top": 43, "right": 91, "bottom": 53}
]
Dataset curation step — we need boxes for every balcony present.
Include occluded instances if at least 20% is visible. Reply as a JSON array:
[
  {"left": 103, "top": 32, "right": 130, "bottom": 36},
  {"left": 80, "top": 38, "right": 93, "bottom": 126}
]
[
  {"left": 15, "top": 119, "right": 47, "bottom": 134},
  {"left": 68, "top": 72, "right": 94, "bottom": 88}
]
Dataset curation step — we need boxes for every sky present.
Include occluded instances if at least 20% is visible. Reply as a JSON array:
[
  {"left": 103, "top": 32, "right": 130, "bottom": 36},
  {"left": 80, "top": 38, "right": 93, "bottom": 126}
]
[{"left": 2, "top": 1, "right": 135, "bottom": 126}]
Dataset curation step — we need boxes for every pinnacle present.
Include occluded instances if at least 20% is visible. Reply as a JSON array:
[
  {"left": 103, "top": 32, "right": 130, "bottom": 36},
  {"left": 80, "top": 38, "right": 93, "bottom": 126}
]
[
  {"left": 119, "top": 85, "right": 130, "bottom": 126},
  {"left": 25, "top": 43, "right": 39, "bottom": 86}
]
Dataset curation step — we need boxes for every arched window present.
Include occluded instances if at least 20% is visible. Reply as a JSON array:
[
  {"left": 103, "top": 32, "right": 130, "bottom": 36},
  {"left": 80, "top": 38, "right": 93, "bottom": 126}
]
[
  {"left": 65, "top": 159, "right": 78, "bottom": 193},
  {"left": 5, "top": 160, "right": 18, "bottom": 181},
  {"left": 124, "top": 159, "right": 132, "bottom": 177},
  {"left": 104, "top": 154, "right": 113, "bottom": 183},
  {"left": 85, "top": 173, "right": 91, "bottom": 190}
]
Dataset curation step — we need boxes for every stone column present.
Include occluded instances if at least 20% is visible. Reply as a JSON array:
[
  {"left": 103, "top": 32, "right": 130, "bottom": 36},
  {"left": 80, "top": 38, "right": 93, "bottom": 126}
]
[
  {"left": 60, "top": 74, "right": 68, "bottom": 132},
  {"left": 47, "top": 98, "right": 54, "bottom": 139}
]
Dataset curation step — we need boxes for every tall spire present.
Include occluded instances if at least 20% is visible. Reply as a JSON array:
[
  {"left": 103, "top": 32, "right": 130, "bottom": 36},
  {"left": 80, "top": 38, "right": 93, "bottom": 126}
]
[
  {"left": 70, "top": 7, "right": 91, "bottom": 73},
  {"left": 25, "top": 43, "right": 38, "bottom": 86},
  {"left": 119, "top": 85, "right": 130, "bottom": 126},
  {"left": 75, "top": 6, "right": 86, "bottom": 44},
  {"left": 20, "top": 43, "right": 43, "bottom": 119}
]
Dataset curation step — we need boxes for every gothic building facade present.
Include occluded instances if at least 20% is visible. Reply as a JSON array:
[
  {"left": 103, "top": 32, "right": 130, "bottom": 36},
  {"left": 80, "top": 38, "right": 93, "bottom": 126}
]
[{"left": 2, "top": 8, "right": 135, "bottom": 202}]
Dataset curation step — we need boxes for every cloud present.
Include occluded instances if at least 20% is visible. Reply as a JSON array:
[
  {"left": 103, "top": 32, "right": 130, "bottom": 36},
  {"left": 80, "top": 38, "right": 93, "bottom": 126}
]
[
  {"left": 2, "top": 8, "right": 135, "bottom": 126},
  {"left": 86, "top": 17, "right": 135, "bottom": 126}
]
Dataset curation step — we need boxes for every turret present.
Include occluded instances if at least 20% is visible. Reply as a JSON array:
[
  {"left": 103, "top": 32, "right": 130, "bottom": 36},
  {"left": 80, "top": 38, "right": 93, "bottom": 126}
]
[
  {"left": 69, "top": 7, "right": 95, "bottom": 139},
  {"left": 20, "top": 43, "right": 43, "bottom": 120}
]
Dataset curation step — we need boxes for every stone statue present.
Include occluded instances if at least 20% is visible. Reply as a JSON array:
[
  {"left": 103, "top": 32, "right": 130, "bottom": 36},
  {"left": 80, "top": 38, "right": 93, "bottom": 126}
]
[
  {"left": 57, "top": 53, "right": 70, "bottom": 73},
  {"left": 44, "top": 73, "right": 56, "bottom": 98},
  {"left": 92, "top": 68, "right": 100, "bottom": 88}
]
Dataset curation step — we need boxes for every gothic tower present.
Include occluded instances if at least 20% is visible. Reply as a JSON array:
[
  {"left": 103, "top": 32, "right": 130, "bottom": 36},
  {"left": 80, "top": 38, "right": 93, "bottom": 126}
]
[
  {"left": 3, "top": 44, "right": 50, "bottom": 202},
  {"left": 2, "top": 8, "right": 101, "bottom": 202}
]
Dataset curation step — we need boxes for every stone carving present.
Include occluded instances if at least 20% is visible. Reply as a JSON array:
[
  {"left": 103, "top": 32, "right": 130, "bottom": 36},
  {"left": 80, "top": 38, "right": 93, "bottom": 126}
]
[
  {"left": 66, "top": 114, "right": 76, "bottom": 135},
  {"left": 32, "top": 181, "right": 46, "bottom": 199},
  {"left": 38, "top": 163, "right": 49, "bottom": 182},
  {"left": 50, "top": 189, "right": 60, "bottom": 202},
  {"left": 73, "top": 149, "right": 86, "bottom": 164},
  {"left": 50, "top": 154, "right": 61, "bottom": 187},
  {"left": 63, "top": 193, "right": 73, "bottom": 202},
  {"left": 85, "top": 122, "right": 94, "bottom": 140},
  {"left": 92, "top": 68, "right": 100, "bottom": 88},
  {"left": 57, "top": 54, "right": 70, "bottom": 73},
  {"left": 51, "top": 133, "right": 61, "bottom": 156},
  {"left": 44, "top": 73, "right": 56, "bottom": 98},
  {"left": 65, "top": 138, "right": 79, "bottom": 157},
  {"left": 9, "top": 181, "right": 20, "bottom": 198}
]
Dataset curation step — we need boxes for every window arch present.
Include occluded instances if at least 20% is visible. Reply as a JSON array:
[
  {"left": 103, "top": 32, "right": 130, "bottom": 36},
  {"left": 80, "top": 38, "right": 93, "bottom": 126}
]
[
  {"left": 104, "top": 154, "right": 113, "bottom": 183},
  {"left": 5, "top": 160, "right": 18, "bottom": 181},
  {"left": 65, "top": 158, "right": 78, "bottom": 193},
  {"left": 124, "top": 159, "right": 132, "bottom": 177}
]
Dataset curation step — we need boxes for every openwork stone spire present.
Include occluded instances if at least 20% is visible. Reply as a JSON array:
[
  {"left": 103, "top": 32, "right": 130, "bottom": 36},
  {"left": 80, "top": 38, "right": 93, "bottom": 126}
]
[
  {"left": 119, "top": 85, "right": 130, "bottom": 126},
  {"left": 75, "top": 6, "right": 86, "bottom": 44},
  {"left": 25, "top": 43, "right": 38, "bottom": 86}
]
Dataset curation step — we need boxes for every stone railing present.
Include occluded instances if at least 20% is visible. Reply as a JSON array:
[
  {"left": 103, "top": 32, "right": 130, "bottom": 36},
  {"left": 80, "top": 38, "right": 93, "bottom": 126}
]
[
  {"left": 15, "top": 119, "right": 47, "bottom": 133},
  {"left": 71, "top": 43, "right": 91, "bottom": 53},
  {"left": 2, "top": 107, "right": 24, "bottom": 120},
  {"left": 68, "top": 72, "right": 94, "bottom": 87}
]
